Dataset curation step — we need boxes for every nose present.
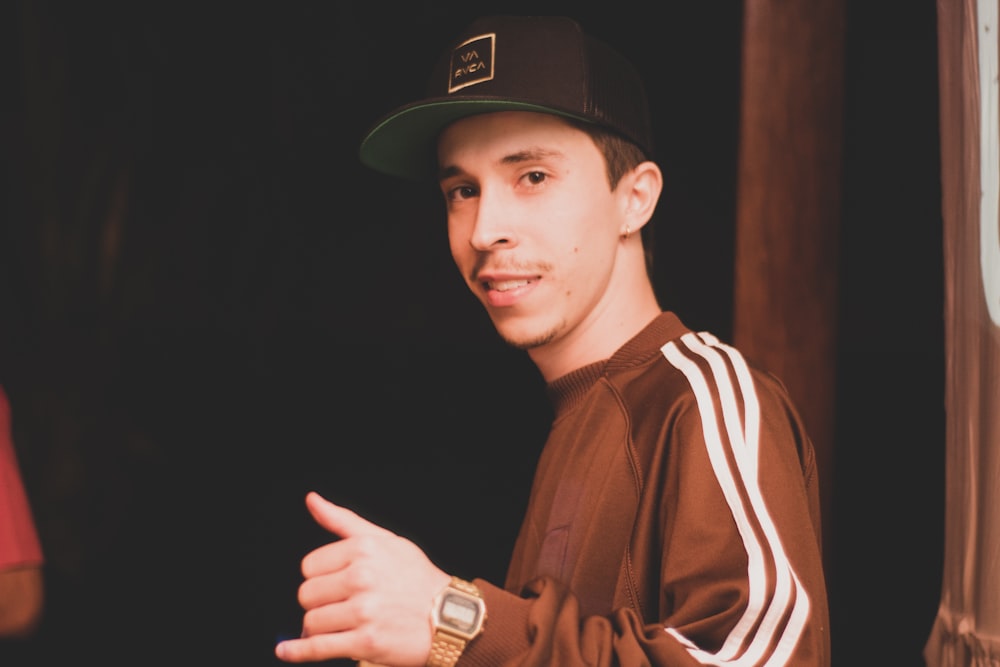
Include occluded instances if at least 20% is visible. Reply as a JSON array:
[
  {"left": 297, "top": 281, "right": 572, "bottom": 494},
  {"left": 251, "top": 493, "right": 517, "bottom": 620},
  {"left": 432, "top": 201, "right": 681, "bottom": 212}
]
[{"left": 468, "top": 189, "right": 516, "bottom": 250}]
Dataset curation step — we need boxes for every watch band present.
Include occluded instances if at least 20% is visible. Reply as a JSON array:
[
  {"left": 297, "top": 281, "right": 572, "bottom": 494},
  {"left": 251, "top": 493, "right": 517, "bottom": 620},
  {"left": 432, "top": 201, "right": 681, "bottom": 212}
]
[
  {"left": 427, "top": 577, "right": 486, "bottom": 667},
  {"left": 443, "top": 576, "right": 481, "bottom": 599},
  {"left": 426, "top": 631, "right": 467, "bottom": 667}
]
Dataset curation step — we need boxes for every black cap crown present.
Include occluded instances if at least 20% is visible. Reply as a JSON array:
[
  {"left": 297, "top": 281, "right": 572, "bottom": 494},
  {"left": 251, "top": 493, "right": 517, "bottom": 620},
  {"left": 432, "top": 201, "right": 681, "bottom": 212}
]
[{"left": 359, "top": 15, "right": 654, "bottom": 181}]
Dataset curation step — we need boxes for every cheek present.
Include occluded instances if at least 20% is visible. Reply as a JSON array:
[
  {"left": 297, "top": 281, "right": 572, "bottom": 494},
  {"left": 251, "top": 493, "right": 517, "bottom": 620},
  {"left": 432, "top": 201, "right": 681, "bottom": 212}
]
[{"left": 447, "top": 225, "right": 471, "bottom": 270}]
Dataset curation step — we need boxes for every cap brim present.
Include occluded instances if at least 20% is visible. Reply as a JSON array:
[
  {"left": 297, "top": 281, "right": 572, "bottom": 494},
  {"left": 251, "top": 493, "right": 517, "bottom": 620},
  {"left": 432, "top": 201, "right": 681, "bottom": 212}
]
[{"left": 358, "top": 99, "right": 588, "bottom": 181}]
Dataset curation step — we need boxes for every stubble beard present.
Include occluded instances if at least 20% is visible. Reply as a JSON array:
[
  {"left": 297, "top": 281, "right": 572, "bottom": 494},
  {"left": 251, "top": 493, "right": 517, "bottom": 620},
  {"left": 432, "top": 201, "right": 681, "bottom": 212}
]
[{"left": 496, "top": 321, "right": 560, "bottom": 351}]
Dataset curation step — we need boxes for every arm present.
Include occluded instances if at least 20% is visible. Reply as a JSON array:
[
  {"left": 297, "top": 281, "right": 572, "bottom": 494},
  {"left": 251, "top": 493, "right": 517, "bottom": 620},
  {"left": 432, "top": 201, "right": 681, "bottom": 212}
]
[
  {"left": 276, "top": 343, "right": 830, "bottom": 666},
  {"left": 277, "top": 432, "right": 828, "bottom": 667},
  {"left": 0, "top": 565, "right": 43, "bottom": 639},
  {"left": 0, "top": 386, "right": 45, "bottom": 640}
]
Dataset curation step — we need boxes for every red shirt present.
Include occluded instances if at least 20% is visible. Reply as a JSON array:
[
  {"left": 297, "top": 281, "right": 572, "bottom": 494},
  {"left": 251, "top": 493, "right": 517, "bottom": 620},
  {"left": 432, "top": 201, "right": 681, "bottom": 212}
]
[{"left": 0, "top": 386, "right": 43, "bottom": 568}]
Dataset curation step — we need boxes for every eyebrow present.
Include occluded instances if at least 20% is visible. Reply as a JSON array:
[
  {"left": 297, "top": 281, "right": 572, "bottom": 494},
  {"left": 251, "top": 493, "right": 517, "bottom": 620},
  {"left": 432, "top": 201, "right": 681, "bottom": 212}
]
[
  {"left": 438, "top": 147, "right": 568, "bottom": 183},
  {"left": 438, "top": 164, "right": 463, "bottom": 182},
  {"left": 501, "top": 147, "right": 566, "bottom": 165}
]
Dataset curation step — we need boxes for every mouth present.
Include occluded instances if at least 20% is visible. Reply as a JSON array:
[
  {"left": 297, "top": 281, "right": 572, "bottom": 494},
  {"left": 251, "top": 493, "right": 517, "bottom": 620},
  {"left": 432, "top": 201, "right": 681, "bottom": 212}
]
[
  {"left": 476, "top": 273, "right": 540, "bottom": 308},
  {"left": 484, "top": 278, "right": 534, "bottom": 292}
]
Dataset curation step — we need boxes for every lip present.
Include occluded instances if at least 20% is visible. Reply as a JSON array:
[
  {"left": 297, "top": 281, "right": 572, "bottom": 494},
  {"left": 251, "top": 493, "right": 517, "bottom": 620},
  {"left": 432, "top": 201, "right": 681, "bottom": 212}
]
[{"left": 477, "top": 272, "right": 540, "bottom": 308}]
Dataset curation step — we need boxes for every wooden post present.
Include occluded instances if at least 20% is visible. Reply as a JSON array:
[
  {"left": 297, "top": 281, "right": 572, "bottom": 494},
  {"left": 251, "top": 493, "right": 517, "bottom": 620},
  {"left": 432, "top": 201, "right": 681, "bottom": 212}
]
[{"left": 733, "top": 0, "right": 845, "bottom": 578}]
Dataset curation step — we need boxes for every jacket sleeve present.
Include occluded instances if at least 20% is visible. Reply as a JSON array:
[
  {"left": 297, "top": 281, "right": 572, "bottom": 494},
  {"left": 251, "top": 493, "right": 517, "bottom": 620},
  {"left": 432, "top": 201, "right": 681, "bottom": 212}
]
[{"left": 460, "top": 577, "right": 803, "bottom": 667}]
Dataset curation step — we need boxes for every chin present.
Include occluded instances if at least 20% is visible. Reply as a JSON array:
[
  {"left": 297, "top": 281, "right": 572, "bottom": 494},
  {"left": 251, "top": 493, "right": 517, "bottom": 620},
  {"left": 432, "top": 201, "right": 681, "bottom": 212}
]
[{"left": 492, "top": 317, "right": 559, "bottom": 351}]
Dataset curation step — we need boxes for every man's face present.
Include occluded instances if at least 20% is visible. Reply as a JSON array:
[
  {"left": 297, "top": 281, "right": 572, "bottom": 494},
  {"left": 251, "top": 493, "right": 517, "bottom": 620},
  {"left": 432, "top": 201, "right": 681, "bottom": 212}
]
[{"left": 436, "top": 111, "right": 626, "bottom": 352}]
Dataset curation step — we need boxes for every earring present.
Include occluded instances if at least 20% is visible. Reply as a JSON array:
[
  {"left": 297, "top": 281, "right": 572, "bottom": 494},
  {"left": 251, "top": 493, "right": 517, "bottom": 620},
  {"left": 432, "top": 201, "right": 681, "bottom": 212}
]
[{"left": 622, "top": 225, "right": 631, "bottom": 240}]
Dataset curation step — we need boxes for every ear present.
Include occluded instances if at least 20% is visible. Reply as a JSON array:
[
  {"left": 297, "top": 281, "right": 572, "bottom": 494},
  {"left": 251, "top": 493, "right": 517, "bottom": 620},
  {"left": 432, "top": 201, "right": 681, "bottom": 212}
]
[{"left": 619, "top": 160, "right": 663, "bottom": 234}]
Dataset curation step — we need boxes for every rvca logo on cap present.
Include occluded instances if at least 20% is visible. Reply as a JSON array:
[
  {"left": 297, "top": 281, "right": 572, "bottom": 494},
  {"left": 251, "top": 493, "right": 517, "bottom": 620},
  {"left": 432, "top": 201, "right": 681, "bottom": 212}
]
[{"left": 448, "top": 33, "right": 495, "bottom": 93}]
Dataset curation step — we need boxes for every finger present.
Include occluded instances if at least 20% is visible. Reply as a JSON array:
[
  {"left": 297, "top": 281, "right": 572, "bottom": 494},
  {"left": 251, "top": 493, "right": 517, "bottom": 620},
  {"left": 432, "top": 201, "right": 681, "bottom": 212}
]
[
  {"left": 300, "top": 493, "right": 397, "bottom": 579},
  {"left": 297, "top": 568, "right": 349, "bottom": 610},
  {"left": 304, "top": 491, "right": 390, "bottom": 540},
  {"left": 300, "top": 598, "right": 359, "bottom": 637},
  {"left": 275, "top": 630, "right": 365, "bottom": 664}
]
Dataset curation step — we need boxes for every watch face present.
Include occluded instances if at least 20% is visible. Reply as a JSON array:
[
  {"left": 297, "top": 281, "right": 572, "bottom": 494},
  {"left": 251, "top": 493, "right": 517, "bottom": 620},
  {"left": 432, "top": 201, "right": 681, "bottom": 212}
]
[{"left": 440, "top": 592, "right": 483, "bottom": 635}]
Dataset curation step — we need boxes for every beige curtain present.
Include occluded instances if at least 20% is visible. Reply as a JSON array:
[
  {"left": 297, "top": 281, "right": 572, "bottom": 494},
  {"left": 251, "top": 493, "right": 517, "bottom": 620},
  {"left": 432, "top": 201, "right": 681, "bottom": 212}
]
[{"left": 925, "top": 1, "right": 1000, "bottom": 665}]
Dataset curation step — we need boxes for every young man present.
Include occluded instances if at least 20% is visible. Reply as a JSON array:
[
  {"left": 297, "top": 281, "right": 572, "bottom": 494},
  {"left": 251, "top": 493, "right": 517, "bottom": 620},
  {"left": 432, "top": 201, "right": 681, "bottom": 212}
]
[{"left": 276, "top": 15, "right": 830, "bottom": 667}]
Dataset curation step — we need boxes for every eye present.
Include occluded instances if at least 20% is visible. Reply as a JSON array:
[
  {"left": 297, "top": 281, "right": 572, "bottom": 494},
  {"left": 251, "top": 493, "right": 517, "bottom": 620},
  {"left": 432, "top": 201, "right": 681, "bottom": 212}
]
[
  {"left": 444, "top": 184, "right": 479, "bottom": 202},
  {"left": 523, "top": 171, "right": 547, "bottom": 185}
]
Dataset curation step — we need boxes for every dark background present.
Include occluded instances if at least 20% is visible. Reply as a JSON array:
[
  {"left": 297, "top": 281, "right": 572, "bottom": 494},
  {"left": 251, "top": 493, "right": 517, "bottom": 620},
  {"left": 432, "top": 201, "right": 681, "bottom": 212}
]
[{"left": 0, "top": 2, "right": 943, "bottom": 666}]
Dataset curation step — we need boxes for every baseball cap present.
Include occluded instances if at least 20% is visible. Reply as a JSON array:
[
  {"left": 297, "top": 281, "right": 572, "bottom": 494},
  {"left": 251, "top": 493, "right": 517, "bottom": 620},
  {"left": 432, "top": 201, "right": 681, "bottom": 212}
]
[{"left": 358, "top": 15, "right": 654, "bottom": 181}]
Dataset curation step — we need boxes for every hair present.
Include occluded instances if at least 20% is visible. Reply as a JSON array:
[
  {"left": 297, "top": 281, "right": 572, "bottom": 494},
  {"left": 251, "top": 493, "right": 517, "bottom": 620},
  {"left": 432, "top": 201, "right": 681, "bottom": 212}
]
[{"left": 566, "top": 118, "right": 657, "bottom": 277}]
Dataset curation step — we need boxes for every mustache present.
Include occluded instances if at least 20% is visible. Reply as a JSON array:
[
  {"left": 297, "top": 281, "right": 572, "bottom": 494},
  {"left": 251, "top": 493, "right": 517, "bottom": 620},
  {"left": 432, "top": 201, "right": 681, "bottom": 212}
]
[{"left": 470, "top": 255, "right": 554, "bottom": 278}]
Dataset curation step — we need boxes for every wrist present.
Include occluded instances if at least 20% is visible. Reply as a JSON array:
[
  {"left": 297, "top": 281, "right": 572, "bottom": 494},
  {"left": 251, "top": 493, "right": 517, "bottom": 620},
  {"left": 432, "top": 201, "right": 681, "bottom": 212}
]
[{"left": 426, "top": 577, "right": 486, "bottom": 667}]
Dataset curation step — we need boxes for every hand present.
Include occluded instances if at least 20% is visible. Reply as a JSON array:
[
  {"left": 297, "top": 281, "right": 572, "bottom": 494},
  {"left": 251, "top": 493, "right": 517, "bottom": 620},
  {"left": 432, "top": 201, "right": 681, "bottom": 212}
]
[{"left": 275, "top": 492, "right": 452, "bottom": 665}]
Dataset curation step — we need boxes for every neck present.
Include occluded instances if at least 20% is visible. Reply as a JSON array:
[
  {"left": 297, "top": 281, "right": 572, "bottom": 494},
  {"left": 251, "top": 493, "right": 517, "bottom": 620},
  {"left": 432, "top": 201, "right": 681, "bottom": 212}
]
[{"left": 528, "top": 271, "right": 661, "bottom": 383}]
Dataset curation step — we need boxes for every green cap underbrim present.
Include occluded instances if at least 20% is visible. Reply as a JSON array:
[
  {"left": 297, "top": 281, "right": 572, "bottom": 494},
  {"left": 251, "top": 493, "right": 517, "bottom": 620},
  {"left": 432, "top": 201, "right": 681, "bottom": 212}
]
[{"left": 358, "top": 99, "right": 591, "bottom": 182}]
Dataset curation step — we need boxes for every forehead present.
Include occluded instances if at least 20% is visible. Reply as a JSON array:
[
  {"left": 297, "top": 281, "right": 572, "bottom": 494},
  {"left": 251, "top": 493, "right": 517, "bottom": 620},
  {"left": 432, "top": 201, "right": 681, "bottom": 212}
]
[{"left": 436, "top": 111, "right": 598, "bottom": 168}]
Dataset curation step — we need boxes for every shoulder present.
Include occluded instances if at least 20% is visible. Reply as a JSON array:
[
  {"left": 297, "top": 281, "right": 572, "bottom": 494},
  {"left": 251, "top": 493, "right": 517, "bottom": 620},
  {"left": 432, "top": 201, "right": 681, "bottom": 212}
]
[{"left": 614, "top": 330, "right": 801, "bottom": 440}]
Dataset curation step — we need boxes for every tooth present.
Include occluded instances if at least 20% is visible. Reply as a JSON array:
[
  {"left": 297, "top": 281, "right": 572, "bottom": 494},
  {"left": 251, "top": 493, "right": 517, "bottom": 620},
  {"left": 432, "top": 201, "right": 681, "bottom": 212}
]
[{"left": 489, "top": 280, "right": 530, "bottom": 291}]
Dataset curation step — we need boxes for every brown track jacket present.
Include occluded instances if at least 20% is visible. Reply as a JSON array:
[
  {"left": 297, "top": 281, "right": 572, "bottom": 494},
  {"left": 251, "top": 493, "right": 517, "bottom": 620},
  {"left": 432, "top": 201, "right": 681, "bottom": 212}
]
[{"left": 461, "top": 312, "right": 830, "bottom": 666}]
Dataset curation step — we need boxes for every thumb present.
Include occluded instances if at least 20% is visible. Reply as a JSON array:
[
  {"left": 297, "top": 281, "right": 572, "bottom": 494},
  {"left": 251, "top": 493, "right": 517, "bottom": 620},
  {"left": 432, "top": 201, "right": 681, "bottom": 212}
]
[{"left": 304, "top": 491, "right": 387, "bottom": 540}]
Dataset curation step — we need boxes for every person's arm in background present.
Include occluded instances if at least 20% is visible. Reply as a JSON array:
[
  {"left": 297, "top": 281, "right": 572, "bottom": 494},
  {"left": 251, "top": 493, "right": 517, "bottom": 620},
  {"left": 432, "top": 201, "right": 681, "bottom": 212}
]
[
  {"left": 0, "top": 565, "right": 44, "bottom": 638},
  {"left": 0, "top": 385, "right": 44, "bottom": 639}
]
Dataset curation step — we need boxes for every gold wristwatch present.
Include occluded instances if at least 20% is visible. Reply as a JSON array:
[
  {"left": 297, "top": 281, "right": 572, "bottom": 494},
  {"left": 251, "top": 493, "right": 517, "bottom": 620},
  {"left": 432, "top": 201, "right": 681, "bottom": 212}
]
[{"left": 427, "top": 577, "right": 486, "bottom": 667}]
